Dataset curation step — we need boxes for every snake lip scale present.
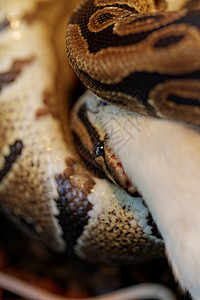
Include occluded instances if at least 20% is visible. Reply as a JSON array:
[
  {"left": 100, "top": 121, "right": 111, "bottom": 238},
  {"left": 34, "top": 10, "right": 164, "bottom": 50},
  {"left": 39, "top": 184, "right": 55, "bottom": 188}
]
[{"left": 0, "top": 0, "right": 200, "bottom": 299}]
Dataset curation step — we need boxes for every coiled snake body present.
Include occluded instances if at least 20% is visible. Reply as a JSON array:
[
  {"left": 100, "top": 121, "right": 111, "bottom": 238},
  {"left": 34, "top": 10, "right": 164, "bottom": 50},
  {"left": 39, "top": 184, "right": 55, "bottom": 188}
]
[
  {"left": 0, "top": 0, "right": 200, "bottom": 298},
  {"left": 66, "top": 0, "right": 200, "bottom": 125}
]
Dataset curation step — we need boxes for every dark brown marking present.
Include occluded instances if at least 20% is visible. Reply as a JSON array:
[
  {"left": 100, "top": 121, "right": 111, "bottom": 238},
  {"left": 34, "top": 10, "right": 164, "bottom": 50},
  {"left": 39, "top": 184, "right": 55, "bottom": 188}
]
[
  {"left": 55, "top": 158, "right": 94, "bottom": 255},
  {"left": 0, "top": 58, "right": 34, "bottom": 91},
  {"left": 167, "top": 94, "right": 200, "bottom": 107},
  {"left": 0, "top": 140, "right": 23, "bottom": 182},
  {"left": 73, "top": 132, "right": 93, "bottom": 165},
  {"left": 0, "top": 18, "right": 10, "bottom": 31},
  {"left": 147, "top": 213, "right": 162, "bottom": 240},
  {"left": 77, "top": 103, "right": 100, "bottom": 146},
  {"left": 154, "top": 34, "right": 185, "bottom": 48},
  {"left": 35, "top": 90, "right": 58, "bottom": 119}
]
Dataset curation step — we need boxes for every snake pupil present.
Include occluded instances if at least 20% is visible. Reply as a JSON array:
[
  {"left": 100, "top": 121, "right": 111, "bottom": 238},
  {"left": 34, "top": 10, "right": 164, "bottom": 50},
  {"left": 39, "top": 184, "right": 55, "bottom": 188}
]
[{"left": 94, "top": 141, "right": 105, "bottom": 157}]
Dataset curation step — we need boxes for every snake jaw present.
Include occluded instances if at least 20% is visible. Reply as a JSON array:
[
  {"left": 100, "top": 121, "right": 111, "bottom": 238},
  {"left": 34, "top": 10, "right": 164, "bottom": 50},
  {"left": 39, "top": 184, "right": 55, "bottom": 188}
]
[{"left": 71, "top": 90, "right": 138, "bottom": 194}]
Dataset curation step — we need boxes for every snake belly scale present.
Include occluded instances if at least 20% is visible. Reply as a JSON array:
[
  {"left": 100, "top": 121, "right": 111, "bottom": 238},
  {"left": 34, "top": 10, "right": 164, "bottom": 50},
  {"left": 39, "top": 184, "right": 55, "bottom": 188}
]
[{"left": 0, "top": 0, "right": 165, "bottom": 263}]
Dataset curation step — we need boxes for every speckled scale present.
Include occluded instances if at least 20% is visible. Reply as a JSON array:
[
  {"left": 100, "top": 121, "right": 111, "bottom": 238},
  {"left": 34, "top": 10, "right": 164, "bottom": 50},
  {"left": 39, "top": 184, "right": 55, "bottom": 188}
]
[{"left": 0, "top": 0, "right": 164, "bottom": 263}]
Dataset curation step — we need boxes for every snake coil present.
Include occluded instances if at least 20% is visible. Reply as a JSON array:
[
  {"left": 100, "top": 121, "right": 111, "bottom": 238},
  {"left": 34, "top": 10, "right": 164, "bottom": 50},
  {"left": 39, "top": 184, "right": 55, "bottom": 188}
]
[{"left": 0, "top": 0, "right": 200, "bottom": 299}]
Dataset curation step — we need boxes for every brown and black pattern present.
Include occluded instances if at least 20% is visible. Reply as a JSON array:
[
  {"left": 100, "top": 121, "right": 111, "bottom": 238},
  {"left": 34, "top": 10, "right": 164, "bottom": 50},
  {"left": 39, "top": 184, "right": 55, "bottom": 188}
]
[
  {"left": 0, "top": 140, "right": 23, "bottom": 182},
  {"left": 55, "top": 158, "right": 94, "bottom": 254},
  {"left": 66, "top": 0, "right": 200, "bottom": 125},
  {"left": 0, "top": 58, "right": 34, "bottom": 91}
]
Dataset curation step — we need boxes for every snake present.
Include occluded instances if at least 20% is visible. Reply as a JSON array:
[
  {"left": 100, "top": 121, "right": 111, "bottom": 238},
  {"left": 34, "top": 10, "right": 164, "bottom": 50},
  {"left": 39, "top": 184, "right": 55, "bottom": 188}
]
[{"left": 0, "top": 0, "right": 200, "bottom": 299}]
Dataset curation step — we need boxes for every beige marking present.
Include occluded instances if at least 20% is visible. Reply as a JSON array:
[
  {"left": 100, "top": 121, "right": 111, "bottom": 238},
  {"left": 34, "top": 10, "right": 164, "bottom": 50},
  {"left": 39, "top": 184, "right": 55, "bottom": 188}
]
[{"left": 88, "top": 7, "right": 130, "bottom": 33}]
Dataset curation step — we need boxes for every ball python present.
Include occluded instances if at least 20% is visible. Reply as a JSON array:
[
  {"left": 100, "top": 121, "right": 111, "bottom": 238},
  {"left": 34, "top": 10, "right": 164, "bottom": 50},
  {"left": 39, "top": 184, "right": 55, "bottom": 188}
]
[
  {"left": 66, "top": 1, "right": 200, "bottom": 299},
  {"left": 0, "top": 0, "right": 200, "bottom": 299}
]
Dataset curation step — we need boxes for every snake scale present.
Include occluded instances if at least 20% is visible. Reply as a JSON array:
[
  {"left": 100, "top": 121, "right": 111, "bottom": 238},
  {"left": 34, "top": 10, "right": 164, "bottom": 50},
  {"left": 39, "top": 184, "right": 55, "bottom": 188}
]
[{"left": 0, "top": 0, "right": 200, "bottom": 299}]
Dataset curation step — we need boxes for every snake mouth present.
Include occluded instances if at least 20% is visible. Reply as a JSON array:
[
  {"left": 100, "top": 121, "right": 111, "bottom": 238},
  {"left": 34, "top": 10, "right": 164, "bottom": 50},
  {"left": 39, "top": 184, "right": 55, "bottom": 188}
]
[{"left": 71, "top": 89, "right": 138, "bottom": 195}]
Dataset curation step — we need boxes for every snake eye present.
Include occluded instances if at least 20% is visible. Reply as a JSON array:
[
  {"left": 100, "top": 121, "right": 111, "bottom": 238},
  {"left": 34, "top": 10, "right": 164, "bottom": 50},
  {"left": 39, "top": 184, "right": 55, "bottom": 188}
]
[{"left": 94, "top": 141, "right": 104, "bottom": 158}]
